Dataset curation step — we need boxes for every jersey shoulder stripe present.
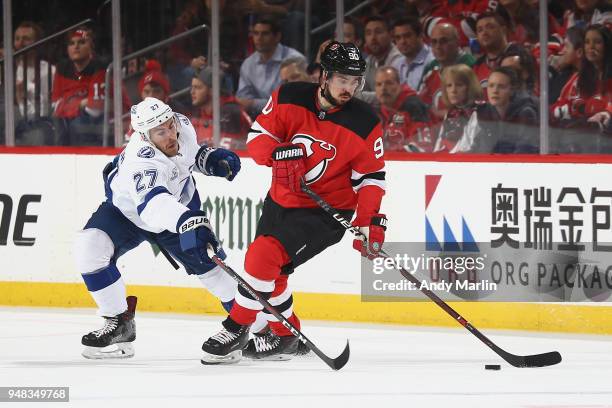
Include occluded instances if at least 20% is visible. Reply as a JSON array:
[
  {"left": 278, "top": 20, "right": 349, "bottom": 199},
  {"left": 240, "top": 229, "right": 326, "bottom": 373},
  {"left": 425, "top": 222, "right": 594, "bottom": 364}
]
[
  {"left": 136, "top": 186, "right": 171, "bottom": 215},
  {"left": 277, "top": 82, "right": 380, "bottom": 140}
]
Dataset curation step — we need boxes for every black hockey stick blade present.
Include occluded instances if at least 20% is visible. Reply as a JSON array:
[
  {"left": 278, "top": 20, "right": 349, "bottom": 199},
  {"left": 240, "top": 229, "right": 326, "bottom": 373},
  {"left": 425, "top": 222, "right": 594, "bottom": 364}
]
[
  {"left": 502, "top": 350, "right": 562, "bottom": 368},
  {"left": 326, "top": 340, "right": 350, "bottom": 371}
]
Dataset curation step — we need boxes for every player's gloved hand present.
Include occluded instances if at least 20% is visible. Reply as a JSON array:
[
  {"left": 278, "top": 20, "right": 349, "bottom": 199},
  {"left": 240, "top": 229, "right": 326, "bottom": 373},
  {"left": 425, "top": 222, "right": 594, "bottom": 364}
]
[
  {"left": 177, "top": 210, "right": 225, "bottom": 267},
  {"left": 352, "top": 214, "right": 387, "bottom": 260},
  {"left": 271, "top": 143, "right": 306, "bottom": 193},
  {"left": 196, "top": 146, "right": 241, "bottom": 180}
]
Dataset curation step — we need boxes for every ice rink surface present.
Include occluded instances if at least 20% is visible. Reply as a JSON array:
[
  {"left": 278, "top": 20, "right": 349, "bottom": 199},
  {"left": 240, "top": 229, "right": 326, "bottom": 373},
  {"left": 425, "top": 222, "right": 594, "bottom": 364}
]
[{"left": 0, "top": 307, "right": 611, "bottom": 408}]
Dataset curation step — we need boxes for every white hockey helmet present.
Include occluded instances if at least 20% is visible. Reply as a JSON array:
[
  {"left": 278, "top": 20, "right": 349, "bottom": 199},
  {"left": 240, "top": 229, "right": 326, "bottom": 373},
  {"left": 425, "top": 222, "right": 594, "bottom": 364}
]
[{"left": 130, "top": 97, "right": 174, "bottom": 137}]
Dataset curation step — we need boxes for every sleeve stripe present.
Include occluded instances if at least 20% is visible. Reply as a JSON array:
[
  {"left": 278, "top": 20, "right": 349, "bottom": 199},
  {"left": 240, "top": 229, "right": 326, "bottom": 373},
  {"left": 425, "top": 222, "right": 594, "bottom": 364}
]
[
  {"left": 351, "top": 171, "right": 386, "bottom": 187},
  {"left": 353, "top": 178, "right": 386, "bottom": 191},
  {"left": 247, "top": 120, "right": 281, "bottom": 144},
  {"left": 137, "top": 186, "right": 171, "bottom": 215}
]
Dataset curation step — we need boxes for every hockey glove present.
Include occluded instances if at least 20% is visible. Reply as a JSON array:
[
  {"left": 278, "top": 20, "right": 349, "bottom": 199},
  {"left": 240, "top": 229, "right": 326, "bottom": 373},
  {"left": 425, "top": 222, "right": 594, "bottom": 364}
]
[
  {"left": 271, "top": 143, "right": 306, "bottom": 193},
  {"left": 177, "top": 210, "right": 225, "bottom": 268},
  {"left": 196, "top": 146, "right": 241, "bottom": 180},
  {"left": 353, "top": 214, "right": 387, "bottom": 260}
]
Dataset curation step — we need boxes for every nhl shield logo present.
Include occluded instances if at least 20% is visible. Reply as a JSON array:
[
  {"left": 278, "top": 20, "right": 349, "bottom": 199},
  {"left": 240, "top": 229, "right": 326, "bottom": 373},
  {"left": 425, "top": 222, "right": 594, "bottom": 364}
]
[{"left": 291, "top": 134, "right": 336, "bottom": 184}]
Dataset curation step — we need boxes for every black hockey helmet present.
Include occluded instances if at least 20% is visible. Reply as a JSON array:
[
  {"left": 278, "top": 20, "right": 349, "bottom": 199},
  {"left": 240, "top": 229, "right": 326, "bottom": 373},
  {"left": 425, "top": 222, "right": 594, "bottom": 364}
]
[{"left": 320, "top": 41, "right": 366, "bottom": 76}]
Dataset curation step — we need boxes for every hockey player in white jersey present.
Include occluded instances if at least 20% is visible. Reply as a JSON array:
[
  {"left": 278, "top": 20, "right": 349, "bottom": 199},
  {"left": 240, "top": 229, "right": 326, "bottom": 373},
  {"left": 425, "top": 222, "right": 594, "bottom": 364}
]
[{"left": 74, "top": 97, "right": 241, "bottom": 359}]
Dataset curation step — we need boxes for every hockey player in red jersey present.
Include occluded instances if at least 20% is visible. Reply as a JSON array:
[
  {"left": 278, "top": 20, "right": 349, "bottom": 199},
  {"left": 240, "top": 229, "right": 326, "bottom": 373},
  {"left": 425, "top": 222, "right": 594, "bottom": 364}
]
[{"left": 201, "top": 41, "right": 387, "bottom": 364}]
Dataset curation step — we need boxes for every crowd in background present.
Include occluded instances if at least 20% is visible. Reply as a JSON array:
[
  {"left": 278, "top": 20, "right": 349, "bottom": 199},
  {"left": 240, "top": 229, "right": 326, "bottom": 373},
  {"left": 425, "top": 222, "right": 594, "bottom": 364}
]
[{"left": 1, "top": 0, "right": 611, "bottom": 154}]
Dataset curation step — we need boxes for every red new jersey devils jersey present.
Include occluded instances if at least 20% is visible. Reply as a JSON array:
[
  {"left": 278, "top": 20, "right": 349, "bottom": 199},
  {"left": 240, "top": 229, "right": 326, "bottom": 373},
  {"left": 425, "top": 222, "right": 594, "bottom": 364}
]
[{"left": 247, "top": 82, "right": 385, "bottom": 226}]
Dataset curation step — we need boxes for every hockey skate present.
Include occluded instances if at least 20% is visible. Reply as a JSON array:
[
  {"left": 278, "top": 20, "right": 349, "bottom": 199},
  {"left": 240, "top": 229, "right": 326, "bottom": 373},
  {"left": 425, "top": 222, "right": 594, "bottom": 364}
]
[
  {"left": 243, "top": 330, "right": 299, "bottom": 361},
  {"left": 81, "top": 296, "right": 137, "bottom": 359},
  {"left": 201, "top": 319, "right": 250, "bottom": 365}
]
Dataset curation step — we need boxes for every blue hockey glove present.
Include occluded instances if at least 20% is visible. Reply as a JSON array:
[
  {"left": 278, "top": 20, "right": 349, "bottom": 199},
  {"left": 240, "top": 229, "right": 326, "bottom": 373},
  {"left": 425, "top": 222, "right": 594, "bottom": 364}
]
[
  {"left": 196, "top": 146, "right": 241, "bottom": 180},
  {"left": 177, "top": 210, "right": 225, "bottom": 266}
]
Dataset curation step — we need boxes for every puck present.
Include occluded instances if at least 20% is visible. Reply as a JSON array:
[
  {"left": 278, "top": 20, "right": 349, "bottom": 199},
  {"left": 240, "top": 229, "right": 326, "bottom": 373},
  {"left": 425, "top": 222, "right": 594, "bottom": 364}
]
[{"left": 485, "top": 364, "right": 501, "bottom": 370}]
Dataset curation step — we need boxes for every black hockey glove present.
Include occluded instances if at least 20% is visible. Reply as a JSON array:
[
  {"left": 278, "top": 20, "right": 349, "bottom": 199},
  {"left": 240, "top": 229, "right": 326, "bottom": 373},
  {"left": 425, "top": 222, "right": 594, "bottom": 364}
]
[
  {"left": 196, "top": 146, "right": 241, "bottom": 180},
  {"left": 177, "top": 210, "right": 225, "bottom": 268}
]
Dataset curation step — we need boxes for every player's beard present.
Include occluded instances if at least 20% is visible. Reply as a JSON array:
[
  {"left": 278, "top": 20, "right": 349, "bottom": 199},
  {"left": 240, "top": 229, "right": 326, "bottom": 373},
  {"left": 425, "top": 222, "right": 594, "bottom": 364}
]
[{"left": 322, "top": 85, "right": 351, "bottom": 107}]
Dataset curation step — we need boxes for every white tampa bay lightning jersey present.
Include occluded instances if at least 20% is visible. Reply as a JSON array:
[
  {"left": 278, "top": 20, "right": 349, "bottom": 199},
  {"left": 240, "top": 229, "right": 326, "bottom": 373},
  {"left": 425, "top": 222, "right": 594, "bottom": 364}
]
[{"left": 108, "top": 113, "right": 206, "bottom": 233}]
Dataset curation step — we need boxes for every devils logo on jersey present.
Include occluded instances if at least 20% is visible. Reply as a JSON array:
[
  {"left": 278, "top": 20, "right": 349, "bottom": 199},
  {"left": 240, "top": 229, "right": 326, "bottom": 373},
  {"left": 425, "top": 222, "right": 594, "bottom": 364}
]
[{"left": 290, "top": 134, "right": 337, "bottom": 184}]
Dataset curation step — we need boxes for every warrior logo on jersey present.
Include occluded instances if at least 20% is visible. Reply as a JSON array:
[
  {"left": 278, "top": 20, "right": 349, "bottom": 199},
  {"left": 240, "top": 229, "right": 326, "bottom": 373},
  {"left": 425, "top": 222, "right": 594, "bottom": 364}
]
[
  {"left": 137, "top": 146, "right": 155, "bottom": 158},
  {"left": 291, "top": 134, "right": 337, "bottom": 184}
]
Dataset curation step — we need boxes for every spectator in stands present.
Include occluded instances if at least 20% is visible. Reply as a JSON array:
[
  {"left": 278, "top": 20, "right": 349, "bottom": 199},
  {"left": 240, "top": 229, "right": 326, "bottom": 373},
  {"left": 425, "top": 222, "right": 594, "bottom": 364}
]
[
  {"left": 486, "top": 66, "right": 539, "bottom": 153},
  {"left": 496, "top": 0, "right": 562, "bottom": 48},
  {"left": 52, "top": 27, "right": 131, "bottom": 146},
  {"left": 500, "top": 45, "right": 538, "bottom": 95},
  {"left": 137, "top": 59, "right": 189, "bottom": 116},
  {"left": 14, "top": 21, "right": 55, "bottom": 122},
  {"left": 361, "top": 15, "right": 403, "bottom": 105},
  {"left": 375, "top": 66, "right": 432, "bottom": 152},
  {"left": 551, "top": 24, "right": 611, "bottom": 127},
  {"left": 189, "top": 67, "right": 251, "bottom": 149},
  {"left": 473, "top": 12, "right": 521, "bottom": 90},
  {"left": 306, "top": 62, "right": 322, "bottom": 83},
  {"left": 279, "top": 57, "right": 310, "bottom": 84},
  {"left": 549, "top": 26, "right": 585, "bottom": 103},
  {"left": 420, "top": 0, "right": 494, "bottom": 47},
  {"left": 433, "top": 64, "right": 498, "bottom": 153},
  {"left": 391, "top": 17, "right": 434, "bottom": 91},
  {"left": 418, "top": 23, "right": 476, "bottom": 121},
  {"left": 236, "top": 16, "right": 304, "bottom": 118},
  {"left": 562, "top": 0, "right": 612, "bottom": 33},
  {"left": 52, "top": 27, "right": 106, "bottom": 145},
  {"left": 343, "top": 16, "right": 365, "bottom": 49},
  {"left": 138, "top": 60, "right": 170, "bottom": 103}
]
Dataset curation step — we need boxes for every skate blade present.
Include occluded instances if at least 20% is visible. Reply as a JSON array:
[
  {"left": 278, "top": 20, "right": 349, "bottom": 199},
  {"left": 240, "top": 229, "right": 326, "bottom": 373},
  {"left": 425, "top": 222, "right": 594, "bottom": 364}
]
[
  {"left": 82, "top": 342, "right": 135, "bottom": 359},
  {"left": 201, "top": 350, "right": 242, "bottom": 365},
  {"left": 244, "top": 353, "right": 294, "bottom": 361}
]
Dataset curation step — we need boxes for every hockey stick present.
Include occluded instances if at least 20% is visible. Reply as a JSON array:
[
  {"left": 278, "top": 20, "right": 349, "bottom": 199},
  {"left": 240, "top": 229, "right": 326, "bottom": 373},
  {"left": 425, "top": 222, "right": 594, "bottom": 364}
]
[
  {"left": 206, "top": 246, "right": 351, "bottom": 371},
  {"left": 300, "top": 180, "right": 562, "bottom": 368}
]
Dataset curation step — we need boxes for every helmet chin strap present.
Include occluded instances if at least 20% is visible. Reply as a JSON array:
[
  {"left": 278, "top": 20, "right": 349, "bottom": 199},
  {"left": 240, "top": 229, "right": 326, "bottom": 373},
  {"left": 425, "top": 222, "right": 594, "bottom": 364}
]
[
  {"left": 320, "top": 71, "right": 341, "bottom": 108},
  {"left": 321, "top": 83, "right": 340, "bottom": 108}
]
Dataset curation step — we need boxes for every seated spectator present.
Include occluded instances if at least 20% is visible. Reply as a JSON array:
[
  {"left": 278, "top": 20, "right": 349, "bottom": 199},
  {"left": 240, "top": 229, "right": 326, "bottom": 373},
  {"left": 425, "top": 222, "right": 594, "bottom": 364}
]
[
  {"left": 562, "top": 0, "right": 612, "bottom": 33},
  {"left": 51, "top": 27, "right": 130, "bottom": 145},
  {"left": 14, "top": 21, "right": 55, "bottom": 121},
  {"left": 137, "top": 59, "right": 188, "bottom": 114},
  {"left": 13, "top": 21, "right": 56, "bottom": 146},
  {"left": 496, "top": 0, "right": 562, "bottom": 48},
  {"left": 375, "top": 66, "right": 432, "bottom": 152},
  {"left": 473, "top": 12, "right": 521, "bottom": 91},
  {"left": 421, "top": 0, "right": 495, "bottom": 47},
  {"left": 549, "top": 26, "right": 585, "bottom": 104},
  {"left": 343, "top": 16, "right": 365, "bottom": 50},
  {"left": 486, "top": 67, "right": 539, "bottom": 153},
  {"left": 361, "top": 15, "right": 403, "bottom": 105},
  {"left": 279, "top": 57, "right": 310, "bottom": 84},
  {"left": 418, "top": 22, "right": 476, "bottom": 121},
  {"left": 433, "top": 64, "right": 498, "bottom": 153},
  {"left": 551, "top": 24, "right": 611, "bottom": 126},
  {"left": 500, "top": 45, "right": 538, "bottom": 95},
  {"left": 236, "top": 16, "right": 304, "bottom": 118},
  {"left": 189, "top": 67, "right": 251, "bottom": 149},
  {"left": 551, "top": 24, "right": 611, "bottom": 152},
  {"left": 306, "top": 62, "right": 322, "bottom": 83},
  {"left": 391, "top": 17, "right": 434, "bottom": 91}
]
